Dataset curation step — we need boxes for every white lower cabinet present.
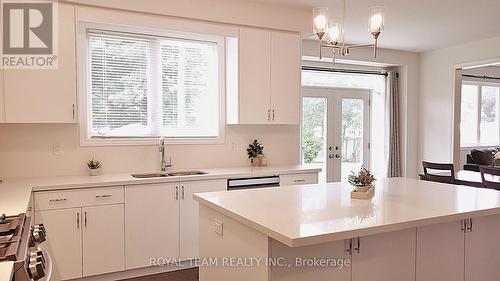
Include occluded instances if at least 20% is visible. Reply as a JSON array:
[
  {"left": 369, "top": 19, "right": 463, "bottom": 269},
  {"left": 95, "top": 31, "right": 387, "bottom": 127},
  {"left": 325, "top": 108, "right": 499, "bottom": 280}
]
[
  {"left": 34, "top": 187, "right": 125, "bottom": 280},
  {"left": 125, "top": 179, "right": 227, "bottom": 269},
  {"left": 351, "top": 228, "right": 416, "bottom": 281},
  {"left": 125, "top": 182, "right": 180, "bottom": 269},
  {"left": 35, "top": 208, "right": 82, "bottom": 281},
  {"left": 82, "top": 204, "right": 125, "bottom": 276},
  {"left": 279, "top": 173, "right": 318, "bottom": 186},
  {"left": 416, "top": 221, "right": 465, "bottom": 281},
  {"left": 464, "top": 215, "right": 500, "bottom": 281},
  {"left": 180, "top": 179, "right": 227, "bottom": 260},
  {"left": 416, "top": 214, "right": 500, "bottom": 281}
]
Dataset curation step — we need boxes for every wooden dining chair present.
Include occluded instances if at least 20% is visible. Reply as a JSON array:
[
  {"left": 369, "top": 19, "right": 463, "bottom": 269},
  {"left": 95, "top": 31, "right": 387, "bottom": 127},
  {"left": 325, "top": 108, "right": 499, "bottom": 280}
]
[
  {"left": 479, "top": 166, "right": 500, "bottom": 191},
  {"left": 422, "top": 161, "right": 455, "bottom": 184}
]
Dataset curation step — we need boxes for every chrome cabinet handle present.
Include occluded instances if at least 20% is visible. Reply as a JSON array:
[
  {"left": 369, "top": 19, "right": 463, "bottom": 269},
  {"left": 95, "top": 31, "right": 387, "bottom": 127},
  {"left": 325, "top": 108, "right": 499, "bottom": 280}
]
[
  {"left": 354, "top": 237, "right": 360, "bottom": 253},
  {"left": 175, "top": 186, "right": 179, "bottom": 200},
  {"left": 95, "top": 194, "right": 112, "bottom": 199},
  {"left": 267, "top": 109, "right": 271, "bottom": 121},
  {"left": 272, "top": 109, "right": 275, "bottom": 121},
  {"left": 181, "top": 186, "right": 185, "bottom": 200},
  {"left": 72, "top": 104, "right": 75, "bottom": 119},
  {"left": 467, "top": 218, "right": 473, "bottom": 232},
  {"left": 84, "top": 212, "right": 87, "bottom": 228},
  {"left": 461, "top": 219, "right": 466, "bottom": 232},
  {"left": 346, "top": 238, "right": 353, "bottom": 255},
  {"left": 49, "top": 198, "right": 67, "bottom": 202},
  {"left": 293, "top": 179, "right": 306, "bottom": 183},
  {"left": 77, "top": 212, "right": 80, "bottom": 229}
]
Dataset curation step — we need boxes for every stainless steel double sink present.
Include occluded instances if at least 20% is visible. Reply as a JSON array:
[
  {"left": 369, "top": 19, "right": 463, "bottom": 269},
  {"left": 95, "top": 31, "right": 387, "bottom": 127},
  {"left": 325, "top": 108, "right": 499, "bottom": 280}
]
[{"left": 131, "top": 170, "right": 208, "bottom": 178}]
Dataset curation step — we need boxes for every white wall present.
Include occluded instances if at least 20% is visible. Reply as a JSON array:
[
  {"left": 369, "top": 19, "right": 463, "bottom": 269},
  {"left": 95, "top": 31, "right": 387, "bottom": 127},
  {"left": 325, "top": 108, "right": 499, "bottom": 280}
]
[
  {"left": 419, "top": 36, "right": 500, "bottom": 170},
  {"left": 302, "top": 39, "right": 421, "bottom": 178},
  {"left": 0, "top": 124, "right": 299, "bottom": 178}
]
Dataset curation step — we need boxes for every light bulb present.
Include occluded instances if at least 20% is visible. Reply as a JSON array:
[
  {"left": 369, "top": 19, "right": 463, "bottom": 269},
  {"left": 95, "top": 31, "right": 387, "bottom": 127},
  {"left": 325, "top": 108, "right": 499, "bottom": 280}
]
[
  {"left": 370, "top": 14, "right": 383, "bottom": 31},
  {"left": 327, "top": 20, "right": 340, "bottom": 44},
  {"left": 314, "top": 15, "right": 327, "bottom": 32},
  {"left": 368, "top": 6, "right": 384, "bottom": 35},
  {"left": 313, "top": 7, "right": 329, "bottom": 38}
]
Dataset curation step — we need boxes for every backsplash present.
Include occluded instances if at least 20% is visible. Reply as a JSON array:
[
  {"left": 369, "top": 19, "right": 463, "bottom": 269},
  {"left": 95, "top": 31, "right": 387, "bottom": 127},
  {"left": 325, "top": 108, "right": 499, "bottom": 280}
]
[{"left": 0, "top": 124, "right": 300, "bottom": 178}]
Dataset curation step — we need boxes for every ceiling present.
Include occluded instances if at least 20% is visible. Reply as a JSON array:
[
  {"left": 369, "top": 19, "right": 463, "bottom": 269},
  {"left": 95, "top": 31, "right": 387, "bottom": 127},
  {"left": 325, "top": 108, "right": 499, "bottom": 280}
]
[{"left": 247, "top": 0, "right": 500, "bottom": 52}]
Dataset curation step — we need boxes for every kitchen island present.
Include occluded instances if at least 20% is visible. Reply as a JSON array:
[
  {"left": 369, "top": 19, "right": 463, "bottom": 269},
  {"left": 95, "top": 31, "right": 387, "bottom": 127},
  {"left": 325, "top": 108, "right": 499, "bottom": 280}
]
[{"left": 194, "top": 177, "right": 500, "bottom": 281}]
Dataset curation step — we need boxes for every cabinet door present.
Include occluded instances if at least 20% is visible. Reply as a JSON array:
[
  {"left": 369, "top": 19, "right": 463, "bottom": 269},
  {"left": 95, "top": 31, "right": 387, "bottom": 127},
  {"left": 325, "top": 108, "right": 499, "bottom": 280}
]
[
  {"left": 416, "top": 221, "right": 465, "bottom": 281},
  {"left": 270, "top": 239, "right": 351, "bottom": 281},
  {"left": 352, "top": 228, "right": 416, "bottom": 281},
  {"left": 82, "top": 204, "right": 124, "bottom": 276},
  {"left": 180, "top": 179, "right": 227, "bottom": 260},
  {"left": 465, "top": 215, "right": 500, "bottom": 281},
  {"left": 125, "top": 183, "right": 180, "bottom": 269},
  {"left": 270, "top": 31, "right": 301, "bottom": 124},
  {"left": 239, "top": 27, "right": 271, "bottom": 124},
  {"left": 4, "top": 3, "right": 76, "bottom": 123},
  {"left": 35, "top": 208, "right": 82, "bottom": 280}
]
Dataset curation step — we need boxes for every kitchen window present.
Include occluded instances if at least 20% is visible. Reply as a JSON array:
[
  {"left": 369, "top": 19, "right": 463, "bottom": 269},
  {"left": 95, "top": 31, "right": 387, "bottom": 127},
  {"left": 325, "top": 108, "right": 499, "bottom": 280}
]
[
  {"left": 460, "top": 82, "right": 500, "bottom": 147},
  {"left": 81, "top": 25, "right": 224, "bottom": 145}
]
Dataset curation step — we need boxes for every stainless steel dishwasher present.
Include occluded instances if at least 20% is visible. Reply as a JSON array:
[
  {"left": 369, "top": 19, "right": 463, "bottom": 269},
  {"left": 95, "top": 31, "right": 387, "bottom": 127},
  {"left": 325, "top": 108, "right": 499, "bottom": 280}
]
[{"left": 227, "top": 176, "right": 280, "bottom": 190}]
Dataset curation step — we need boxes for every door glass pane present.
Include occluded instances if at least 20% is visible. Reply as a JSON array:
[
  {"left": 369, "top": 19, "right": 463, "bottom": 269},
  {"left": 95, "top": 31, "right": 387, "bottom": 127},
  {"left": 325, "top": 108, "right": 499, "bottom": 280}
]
[
  {"left": 301, "top": 97, "right": 327, "bottom": 181},
  {"left": 480, "top": 86, "right": 499, "bottom": 145},
  {"left": 341, "top": 99, "right": 364, "bottom": 182},
  {"left": 460, "top": 84, "right": 479, "bottom": 145}
]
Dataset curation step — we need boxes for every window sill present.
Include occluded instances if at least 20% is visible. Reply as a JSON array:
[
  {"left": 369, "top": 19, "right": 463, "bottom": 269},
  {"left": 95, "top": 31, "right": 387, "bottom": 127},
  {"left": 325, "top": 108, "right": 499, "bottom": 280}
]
[
  {"left": 80, "top": 137, "right": 225, "bottom": 147},
  {"left": 460, "top": 144, "right": 500, "bottom": 151}
]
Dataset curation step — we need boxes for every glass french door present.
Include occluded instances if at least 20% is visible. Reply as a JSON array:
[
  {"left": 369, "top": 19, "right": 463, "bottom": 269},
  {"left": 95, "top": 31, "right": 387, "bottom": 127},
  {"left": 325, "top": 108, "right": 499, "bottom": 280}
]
[{"left": 302, "top": 87, "right": 371, "bottom": 182}]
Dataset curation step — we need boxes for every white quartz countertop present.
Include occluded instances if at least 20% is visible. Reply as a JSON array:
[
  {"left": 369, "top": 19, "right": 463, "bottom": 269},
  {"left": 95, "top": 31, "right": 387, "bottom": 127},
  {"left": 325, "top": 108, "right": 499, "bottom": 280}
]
[
  {"left": 0, "top": 165, "right": 320, "bottom": 216},
  {"left": 194, "top": 177, "right": 500, "bottom": 247},
  {"left": 0, "top": 262, "right": 13, "bottom": 281}
]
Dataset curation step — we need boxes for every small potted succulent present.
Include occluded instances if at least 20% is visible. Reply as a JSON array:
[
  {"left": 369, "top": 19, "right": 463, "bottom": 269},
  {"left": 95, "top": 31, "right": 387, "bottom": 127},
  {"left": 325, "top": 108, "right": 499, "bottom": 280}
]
[
  {"left": 247, "top": 139, "right": 266, "bottom": 167},
  {"left": 87, "top": 157, "right": 103, "bottom": 176},
  {"left": 348, "top": 167, "right": 376, "bottom": 192}
]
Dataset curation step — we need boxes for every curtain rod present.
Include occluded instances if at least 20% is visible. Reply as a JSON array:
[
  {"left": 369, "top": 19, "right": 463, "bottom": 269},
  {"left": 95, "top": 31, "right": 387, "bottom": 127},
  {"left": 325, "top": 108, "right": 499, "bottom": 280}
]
[
  {"left": 301, "top": 66, "right": 389, "bottom": 77},
  {"left": 462, "top": 74, "right": 500, "bottom": 81}
]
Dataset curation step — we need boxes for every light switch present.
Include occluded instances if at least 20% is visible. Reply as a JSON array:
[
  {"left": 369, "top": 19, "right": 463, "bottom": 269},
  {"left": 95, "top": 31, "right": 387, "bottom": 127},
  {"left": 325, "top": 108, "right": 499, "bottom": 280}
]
[{"left": 214, "top": 219, "right": 223, "bottom": 236}]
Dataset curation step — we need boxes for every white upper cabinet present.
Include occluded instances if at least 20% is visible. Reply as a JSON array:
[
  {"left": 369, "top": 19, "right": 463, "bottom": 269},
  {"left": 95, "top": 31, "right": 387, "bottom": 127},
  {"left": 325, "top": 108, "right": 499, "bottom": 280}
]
[
  {"left": 270, "top": 31, "right": 301, "bottom": 124},
  {"left": 227, "top": 27, "right": 301, "bottom": 124},
  {"left": 3, "top": 3, "right": 77, "bottom": 123},
  {"left": 237, "top": 27, "right": 271, "bottom": 124}
]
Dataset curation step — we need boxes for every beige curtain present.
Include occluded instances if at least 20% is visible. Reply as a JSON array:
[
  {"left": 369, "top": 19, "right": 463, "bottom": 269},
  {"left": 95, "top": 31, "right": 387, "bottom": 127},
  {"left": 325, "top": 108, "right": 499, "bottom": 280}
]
[{"left": 387, "top": 71, "right": 401, "bottom": 177}]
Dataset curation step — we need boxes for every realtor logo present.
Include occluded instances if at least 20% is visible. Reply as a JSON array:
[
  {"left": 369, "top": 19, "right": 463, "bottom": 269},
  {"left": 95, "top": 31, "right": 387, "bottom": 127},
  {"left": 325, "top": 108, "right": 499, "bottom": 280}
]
[{"left": 1, "top": 0, "right": 58, "bottom": 69}]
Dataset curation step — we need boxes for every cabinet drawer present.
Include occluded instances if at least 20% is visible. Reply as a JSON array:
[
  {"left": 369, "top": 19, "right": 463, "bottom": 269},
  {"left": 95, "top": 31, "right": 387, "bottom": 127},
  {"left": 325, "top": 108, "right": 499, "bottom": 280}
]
[
  {"left": 279, "top": 173, "right": 318, "bottom": 186},
  {"left": 34, "top": 186, "right": 124, "bottom": 210}
]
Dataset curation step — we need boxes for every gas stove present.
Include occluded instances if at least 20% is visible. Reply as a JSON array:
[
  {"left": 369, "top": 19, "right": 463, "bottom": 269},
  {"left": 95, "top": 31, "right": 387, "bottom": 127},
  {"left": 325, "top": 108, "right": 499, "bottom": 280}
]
[{"left": 0, "top": 212, "right": 51, "bottom": 281}]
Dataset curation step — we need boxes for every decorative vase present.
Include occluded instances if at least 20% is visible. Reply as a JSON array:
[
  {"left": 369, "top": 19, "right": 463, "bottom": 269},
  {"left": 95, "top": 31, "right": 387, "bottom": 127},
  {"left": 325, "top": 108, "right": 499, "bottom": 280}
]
[
  {"left": 88, "top": 167, "right": 102, "bottom": 176},
  {"left": 251, "top": 156, "right": 262, "bottom": 167}
]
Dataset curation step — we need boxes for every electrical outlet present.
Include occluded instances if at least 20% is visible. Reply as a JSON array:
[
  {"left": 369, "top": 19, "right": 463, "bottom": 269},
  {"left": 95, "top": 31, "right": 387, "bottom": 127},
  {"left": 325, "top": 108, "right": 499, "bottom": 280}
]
[
  {"left": 214, "top": 219, "right": 223, "bottom": 236},
  {"left": 52, "top": 143, "right": 64, "bottom": 155}
]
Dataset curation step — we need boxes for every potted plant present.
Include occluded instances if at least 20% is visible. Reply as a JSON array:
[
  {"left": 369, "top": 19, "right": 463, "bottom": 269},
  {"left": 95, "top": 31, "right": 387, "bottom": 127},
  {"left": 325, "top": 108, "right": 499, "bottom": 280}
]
[
  {"left": 87, "top": 157, "right": 103, "bottom": 176},
  {"left": 247, "top": 139, "right": 266, "bottom": 167},
  {"left": 348, "top": 167, "right": 376, "bottom": 192}
]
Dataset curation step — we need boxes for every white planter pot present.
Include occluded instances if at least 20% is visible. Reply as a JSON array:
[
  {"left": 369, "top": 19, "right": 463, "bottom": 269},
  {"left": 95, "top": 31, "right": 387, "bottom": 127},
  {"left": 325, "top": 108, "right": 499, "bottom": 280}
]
[{"left": 88, "top": 167, "right": 102, "bottom": 176}]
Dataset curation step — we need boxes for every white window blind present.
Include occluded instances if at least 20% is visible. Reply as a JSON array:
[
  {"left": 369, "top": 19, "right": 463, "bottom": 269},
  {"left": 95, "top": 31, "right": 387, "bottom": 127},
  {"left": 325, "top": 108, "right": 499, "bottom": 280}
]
[{"left": 87, "top": 29, "right": 220, "bottom": 139}]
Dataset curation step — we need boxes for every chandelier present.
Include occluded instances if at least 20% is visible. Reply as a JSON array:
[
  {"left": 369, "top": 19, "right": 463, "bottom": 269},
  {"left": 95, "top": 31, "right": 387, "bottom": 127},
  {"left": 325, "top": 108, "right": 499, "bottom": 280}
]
[{"left": 313, "top": 0, "right": 384, "bottom": 63}]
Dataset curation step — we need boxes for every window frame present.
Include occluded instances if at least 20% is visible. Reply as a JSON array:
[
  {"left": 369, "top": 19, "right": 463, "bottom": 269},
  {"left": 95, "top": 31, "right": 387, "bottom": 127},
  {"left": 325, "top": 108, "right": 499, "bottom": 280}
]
[
  {"left": 460, "top": 80, "right": 500, "bottom": 148},
  {"left": 77, "top": 21, "right": 226, "bottom": 146}
]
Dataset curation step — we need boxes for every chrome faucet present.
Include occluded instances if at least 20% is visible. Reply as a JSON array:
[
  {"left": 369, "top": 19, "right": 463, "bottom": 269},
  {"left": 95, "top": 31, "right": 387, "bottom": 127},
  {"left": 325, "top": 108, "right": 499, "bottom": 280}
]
[{"left": 159, "top": 137, "right": 172, "bottom": 171}]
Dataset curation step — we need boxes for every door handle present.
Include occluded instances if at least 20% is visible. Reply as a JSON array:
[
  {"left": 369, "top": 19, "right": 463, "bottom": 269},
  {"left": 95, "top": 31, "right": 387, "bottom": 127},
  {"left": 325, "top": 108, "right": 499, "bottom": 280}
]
[
  {"left": 346, "top": 238, "right": 353, "bottom": 255},
  {"left": 175, "top": 186, "right": 179, "bottom": 200},
  {"left": 84, "top": 212, "right": 87, "bottom": 228},
  {"left": 181, "top": 186, "right": 185, "bottom": 200},
  {"left": 77, "top": 212, "right": 80, "bottom": 229},
  {"left": 267, "top": 109, "right": 271, "bottom": 121},
  {"left": 272, "top": 109, "right": 275, "bottom": 121},
  {"left": 467, "top": 218, "right": 473, "bottom": 232}
]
